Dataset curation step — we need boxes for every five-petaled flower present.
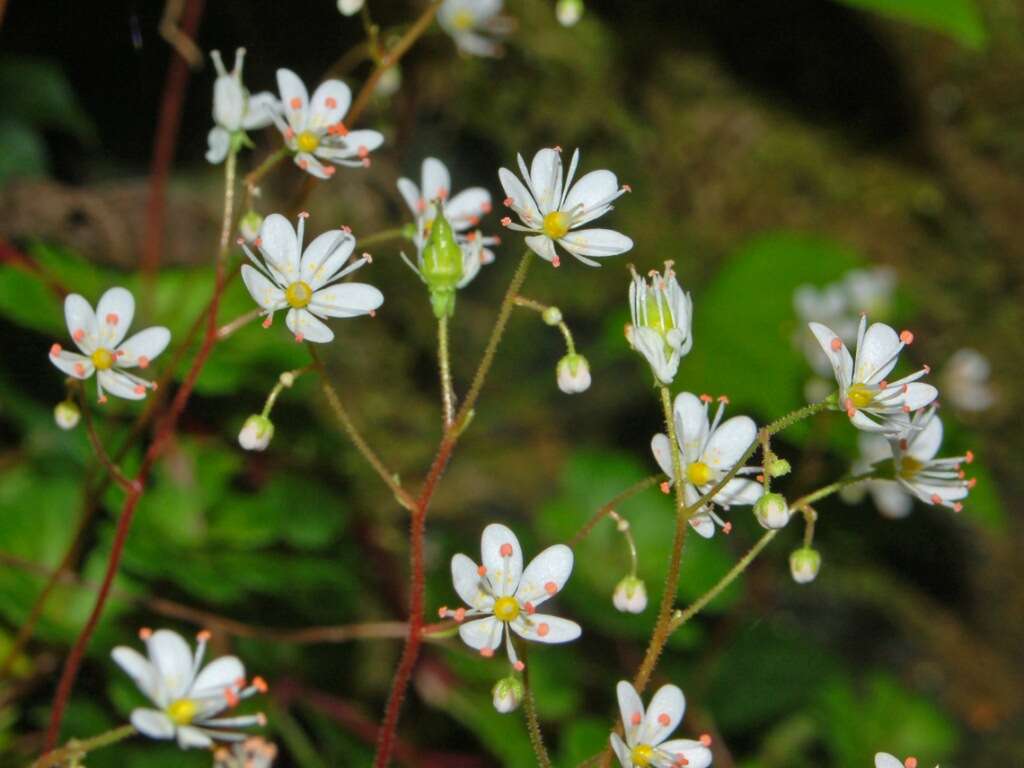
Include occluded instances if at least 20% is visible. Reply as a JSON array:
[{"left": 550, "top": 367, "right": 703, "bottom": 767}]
[
  {"left": 626, "top": 262, "right": 693, "bottom": 385},
  {"left": 610, "top": 680, "right": 713, "bottom": 768},
  {"left": 651, "top": 392, "right": 764, "bottom": 538},
  {"left": 441, "top": 523, "right": 581, "bottom": 670},
  {"left": 499, "top": 147, "right": 633, "bottom": 267},
  {"left": 810, "top": 315, "right": 937, "bottom": 434},
  {"left": 49, "top": 287, "right": 170, "bottom": 403},
  {"left": 206, "top": 48, "right": 278, "bottom": 164},
  {"left": 214, "top": 737, "right": 278, "bottom": 768},
  {"left": 240, "top": 212, "right": 384, "bottom": 343},
  {"left": 111, "top": 628, "right": 267, "bottom": 749},
  {"left": 269, "top": 68, "right": 384, "bottom": 178},
  {"left": 438, "top": 0, "right": 513, "bottom": 57}
]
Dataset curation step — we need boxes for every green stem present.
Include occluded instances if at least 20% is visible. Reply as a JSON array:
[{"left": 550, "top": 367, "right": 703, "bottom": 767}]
[
  {"left": 359, "top": 228, "right": 408, "bottom": 249},
  {"left": 438, "top": 315, "right": 455, "bottom": 428},
  {"left": 569, "top": 475, "right": 663, "bottom": 547},
  {"left": 244, "top": 146, "right": 290, "bottom": 210},
  {"left": 28, "top": 724, "right": 135, "bottom": 768},
  {"left": 522, "top": 654, "right": 553, "bottom": 768},
  {"left": 260, "top": 365, "right": 314, "bottom": 418}
]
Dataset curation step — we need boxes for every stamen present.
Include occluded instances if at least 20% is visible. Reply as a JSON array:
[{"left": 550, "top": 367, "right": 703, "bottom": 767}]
[
  {"left": 660, "top": 481, "right": 671, "bottom": 494},
  {"left": 138, "top": 356, "right": 150, "bottom": 368},
  {"left": 74, "top": 329, "right": 85, "bottom": 342},
  {"left": 513, "top": 660, "right": 525, "bottom": 671},
  {"left": 500, "top": 543, "right": 513, "bottom": 557},
  {"left": 905, "top": 759, "right": 918, "bottom": 768},
  {"left": 544, "top": 581, "right": 558, "bottom": 594},
  {"left": 830, "top": 337, "right": 842, "bottom": 351},
  {"left": 699, "top": 734, "right": 712, "bottom": 746},
  {"left": 106, "top": 313, "right": 118, "bottom": 325},
  {"left": 501, "top": 216, "right": 512, "bottom": 226},
  {"left": 252, "top": 676, "right": 268, "bottom": 693},
  {"left": 524, "top": 601, "right": 535, "bottom": 615},
  {"left": 552, "top": 255, "right": 561, "bottom": 268},
  {"left": 139, "top": 627, "right": 153, "bottom": 639},
  {"left": 477, "top": 564, "right": 487, "bottom": 575},
  {"left": 325, "top": 97, "right": 337, "bottom": 109},
  {"left": 437, "top": 605, "right": 448, "bottom": 618},
  {"left": 480, "top": 647, "right": 494, "bottom": 658},
  {"left": 50, "top": 343, "right": 62, "bottom": 356},
  {"left": 537, "top": 623, "right": 550, "bottom": 637},
  {"left": 454, "top": 607, "right": 466, "bottom": 622},
  {"left": 657, "top": 713, "right": 671, "bottom": 726},
  {"left": 630, "top": 713, "right": 642, "bottom": 726},
  {"left": 900, "top": 330, "right": 915, "bottom": 344}
]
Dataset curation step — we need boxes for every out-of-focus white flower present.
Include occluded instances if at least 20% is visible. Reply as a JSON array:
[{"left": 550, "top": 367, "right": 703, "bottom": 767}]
[
  {"left": 438, "top": 0, "right": 513, "bottom": 57},
  {"left": 54, "top": 400, "right": 81, "bottom": 430},
  {"left": 239, "top": 414, "right": 274, "bottom": 451},
  {"left": 626, "top": 262, "right": 693, "bottom": 385},
  {"left": 612, "top": 575, "right": 647, "bottom": 613},
  {"left": 610, "top": 681, "right": 713, "bottom": 768},
  {"left": 337, "top": 0, "right": 364, "bottom": 15},
  {"left": 268, "top": 68, "right": 384, "bottom": 178},
  {"left": 754, "top": 492, "right": 789, "bottom": 530},
  {"left": 206, "top": 49, "right": 278, "bottom": 164},
  {"left": 214, "top": 737, "right": 278, "bottom": 768},
  {"left": 557, "top": 353, "right": 591, "bottom": 394},
  {"left": 499, "top": 147, "right": 632, "bottom": 267},
  {"left": 112, "top": 628, "right": 267, "bottom": 749},
  {"left": 789, "top": 547, "right": 821, "bottom": 584},
  {"left": 810, "top": 315, "right": 937, "bottom": 434},
  {"left": 374, "top": 65, "right": 402, "bottom": 98},
  {"left": 491, "top": 675, "right": 524, "bottom": 713},
  {"left": 843, "top": 267, "right": 896, "bottom": 318},
  {"left": 875, "top": 752, "right": 932, "bottom": 768},
  {"left": 941, "top": 347, "right": 995, "bottom": 412},
  {"left": 556, "top": 0, "right": 584, "bottom": 26},
  {"left": 440, "top": 523, "right": 581, "bottom": 670},
  {"left": 652, "top": 392, "right": 763, "bottom": 538},
  {"left": 240, "top": 213, "right": 383, "bottom": 343},
  {"left": 49, "top": 287, "right": 170, "bottom": 404}
]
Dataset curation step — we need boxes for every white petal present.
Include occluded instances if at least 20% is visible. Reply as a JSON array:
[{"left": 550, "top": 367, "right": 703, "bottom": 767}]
[
  {"left": 514, "top": 544, "right": 573, "bottom": 606},
  {"left": 445, "top": 188, "right": 491, "bottom": 230},
  {"left": 131, "top": 708, "right": 175, "bottom": 740},
  {"left": 509, "top": 614, "right": 581, "bottom": 644},
  {"left": 276, "top": 68, "right": 309, "bottom": 132},
  {"left": 640, "top": 684, "right": 685, "bottom": 746},
  {"left": 875, "top": 754, "right": 904, "bottom": 768},
  {"left": 310, "top": 283, "right": 383, "bottom": 318},
  {"left": 64, "top": 293, "right": 97, "bottom": 354},
  {"left": 855, "top": 322, "right": 901, "bottom": 384},
  {"left": 558, "top": 228, "right": 633, "bottom": 259},
  {"left": 689, "top": 511, "right": 716, "bottom": 539},
  {"left": 49, "top": 349, "right": 94, "bottom": 380},
  {"left": 213, "top": 76, "right": 245, "bottom": 130},
  {"left": 191, "top": 656, "right": 245, "bottom": 696},
  {"left": 457, "top": 616, "right": 502, "bottom": 651},
  {"left": 715, "top": 477, "right": 763, "bottom": 507},
  {"left": 529, "top": 148, "right": 563, "bottom": 215},
  {"left": 295, "top": 151, "right": 334, "bottom": 179},
  {"left": 300, "top": 230, "right": 355, "bottom": 288},
  {"left": 206, "top": 127, "right": 230, "bottom": 164},
  {"left": 241, "top": 92, "right": 279, "bottom": 130},
  {"left": 116, "top": 327, "right": 170, "bottom": 368},
  {"left": 610, "top": 733, "right": 633, "bottom": 768},
  {"left": 327, "top": 129, "right": 385, "bottom": 156},
  {"left": 703, "top": 415, "right": 757, "bottom": 470},
  {"left": 98, "top": 369, "right": 146, "bottom": 400},
  {"left": 658, "top": 740, "right": 712, "bottom": 768},
  {"left": 397, "top": 177, "right": 422, "bottom": 218},
  {"left": 870, "top": 482, "right": 913, "bottom": 519},
  {"left": 241, "top": 265, "right": 286, "bottom": 310},
  {"left": 808, "top": 322, "right": 853, "bottom": 390},
  {"left": 902, "top": 382, "right": 938, "bottom": 411},
  {"left": 111, "top": 647, "right": 159, "bottom": 702},
  {"left": 95, "top": 287, "right": 135, "bottom": 348},
  {"left": 286, "top": 308, "right": 333, "bottom": 343},
  {"left": 148, "top": 629, "right": 196, "bottom": 700},
  {"left": 673, "top": 392, "right": 709, "bottom": 464},
  {"left": 651, "top": 433, "right": 675, "bottom": 480},
  {"left": 498, "top": 167, "right": 542, "bottom": 227},
  {"left": 481, "top": 523, "right": 523, "bottom": 597},
  {"left": 563, "top": 169, "right": 618, "bottom": 216},
  {"left": 451, "top": 553, "right": 496, "bottom": 612},
  {"left": 524, "top": 234, "right": 557, "bottom": 263},
  {"left": 259, "top": 214, "right": 301, "bottom": 282},
  {"left": 616, "top": 680, "right": 645, "bottom": 747},
  {"left": 421, "top": 157, "right": 451, "bottom": 202},
  {"left": 176, "top": 725, "right": 214, "bottom": 749},
  {"left": 308, "top": 79, "right": 352, "bottom": 130},
  {"left": 907, "top": 413, "right": 943, "bottom": 461}
]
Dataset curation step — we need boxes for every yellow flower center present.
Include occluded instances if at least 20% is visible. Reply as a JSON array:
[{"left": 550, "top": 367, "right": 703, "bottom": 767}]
[
  {"left": 687, "top": 461, "right": 713, "bottom": 487},
  {"left": 630, "top": 744, "right": 655, "bottom": 767},
  {"left": 847, "top": 382, "right": 875, "bottom": 408},
  {"left": 166, "top": 698, "right": 198, "bottom": 726},
  {"left": 899, "top": 456, "right": 924, "bottom": 479},
  {"left": 296, "top": 130, "right": 320, "bottom": 153},
  {"left": 285, "top": 281, "right": 313, "bottom": 308},
  {"left": 452, "top": 9, "right": 475, "bottom": 30},
  {"left": 542, "top": 210, "right": 572, "bottom": 239},
  {"left": 91, "top": 347, "right": 114, "bottom": 370},
  {"left": 493, "top": 596, "right": 521, "bottom": 622}
]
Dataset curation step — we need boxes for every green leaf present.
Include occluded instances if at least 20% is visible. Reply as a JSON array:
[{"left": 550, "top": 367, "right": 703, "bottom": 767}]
[{"left": 835, "top": 0, "right": 986, "bottom": 49}]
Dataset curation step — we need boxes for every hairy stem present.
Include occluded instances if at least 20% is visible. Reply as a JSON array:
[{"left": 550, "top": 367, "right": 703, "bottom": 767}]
[
  {"left": 30, "top": 724, "right": 136, "bottom": 768},
  {"left": 569, "top": 475, "right": 662, "bottom": 547},
  {"left": 522, "top": 659, "right": 553, "bottom": 768},
  {"left": 438, "top": 315, "right": 455, "bottom": 428}
]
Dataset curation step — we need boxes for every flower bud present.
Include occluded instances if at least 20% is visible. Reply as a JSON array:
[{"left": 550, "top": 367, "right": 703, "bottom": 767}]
[
  {"left": 789, "top": 547, "right": 821, "bottom": 584},
  {"left": 239, "top": 414, "right": 274, "bottom": 451},
  {"left": 556, "top": 0, "right": 584, "bottom": 26},
  {"left": 421, "top": 206, "right": 464, "bottom": 318},
  {"left": 767, "top": 458, "right": 791, "bottom": 478},
  {"left": 612, "top": 575, "right": 647, "bottom": 613},
  {"left": 54, "top": 400, "right": 81, "bottom": 430},
  {"left": 542, "top": 306, "right": 563, "bottom": 326},
  {"left": 375, "top": 66, "right": 402, "bottom": 99},
  {"left": 337, "top": 0, "right": 365, "bottom": 15},
  {"left": 557, "top": 354, "right": 591, "bottom": 394},
  {"left": 278, "top": 371, "right": 295, "bottom": 388},
  {"left": 492, "top": 676, "right": 524, "bottom": 713},
  {"left": 626, "top": 263, "right": 693, "bottom": 385},
  {"left": 754, "top": 492, "right": 789, "bottom": 529},
  {"left": 239, "top": 210, "right": 263, "bottom": 243}
]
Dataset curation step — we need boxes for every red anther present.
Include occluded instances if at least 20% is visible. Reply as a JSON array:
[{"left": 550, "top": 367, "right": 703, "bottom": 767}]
[
  {"left": 699, "top": 393, "right": 713, "bottom": 403},
  {"left": 469, "top": 215, "right": 480, "bottom": 226},
  {"left": 900, "top": 330, "right": 914, "bottom": 344},
  {"left": 481, "top": 201, "right": 492, "bottom": 213},
  {"left": 756, "top": 474, "right": 765, "bottom": 483},
  {"left": 513, "top": 660, "right": 525, "bottom": 671},
  {"left": 544, "top": 581, "right": 558, "bottom": 594},
  {"left": 717, "top": 394, "right": 730, "bottom": 404},
  {"left": 967, "top": 477, "right": 977, "bottom": 488},
  {"left": 138, "top": 356, "right": 150, "bottom": 369},
  {"left": 901, "top": 405, "right": 911, "bottom": 413},
  {"left": 298, "top": 210, "right": 310, "bottom": 219},
  {"left": 298, "top": 159, "right": 309, "bottom": 170},
  {"left": 454, "top": 607, "right": 466, "bottom": 622},
  {"left": 50, "top": 343, "right": 62, "bottom": 356},
  {"left": 224, "top": 688, "right": 240, "bottom": 707},
  {"left": 722, "top": 522, "right": 733, "bottom": 534},
  {"left": 235, "top": 676, "right": 247, "bottom": 688},
  {"left": 328, "top": 122, "right": 348, "bottom": 136},
  {"left": 923, "top": 364, "right": 931, "bottom": 374},
  {"left": 341, "top": 225, "right": 352, "bottom": 234},
  {"left": 479, "top": 647, "right": 494, "bottom": 658},
  {"left": 500, "top": 216, "right": 512, "bottom": 226},
  {"left": 879, "top": 380, "right": 888, "bottom": 389},
  {"left": 537, "top": 623, "right": 550, "bottom": 637},
  {"left": 325, "top": 97, "right": 337, "bottom": 109},
  {"left": 477, "top": 564, "right": 487, "bottom": 576},
  {"left": 357, "top": 145, "right": 369, "bottom": 159},
  {"left": 503, "top": 196, "right": 513, "bottom": 207},
  {"left": 500, "top": 543, "right": 514, "bottom": 557},
  {"left": 254, "top": 237, "right": 262, "bottom": 247},
  {"left": 437, "top": 605, "right": 448, "bottom": 618},
  {"left": 196, "top": 630, "right": 212, "bottom": 641},
  {"left": 74, "top": 363, "right": 86, "bottom": 376},
  {"left": 552, "top": 255, "right": 561, "bottom": 268},
  {"left": 262, "top": 316, "right": 272, "bottom": 329},
  {"left": 290, "top": 97, "right": 302, "bottom": 109},
  {"left": 965, "top": 450, "right": 975, "bottom": 463},
  {"left": 630, "top": 713, "right": 642, "bottom": 726},
  {"left": 284, "top": 128, "right": 295, "bottom": 140},
  {"left": 958, "top": 470, "right": 966, "bottom": 479},
  {"left": 699, "top": 734, "right": 712, "bottom": 747},
  {"left": 674, "top": 757, "right": 689, "bottom": 767},
  {"left": 73, "top": 329, "right": 85, "bottom": 342},
  {"left": 905, "top": 759, "right": 918, "bottom": 768},
  {"left": 256, "top": 713, "right": 268, "bottom": 726},
  {"left": 252, "top": 676, "right": 268, "bottom": 693},
  {"left": 98, "top": 395, "right": 108, "bottom": 404},
  {"left": 623, "top": 184, "right": 633, "bottom": 193},
  {"left": 658, "top": 713, "right": 671, "bottom": 726},
  {"left": 553, "top": 145, "right": 562, "bottom": 153},
  {"left": 236, "top": 237, "right": 245, "bottom": 245},
  {"left": 466, "top": 231, "right": 478, "bottom": 241},
  {"left": 369, "top": 309, "right": 376, "bottom": 317},
  {"left": 524, "top": 601, "right": 535, "bottom": 615},
  {"left": 294, "top": 333, "right": 304, "bottom": 343},
  {"left": 660, "top": 481, "right": 671, "bottom": 494},
  {"left": 830, "top": 337, "right": 842, "bottom": 351},
  {"left": 133, "top": 385, "right": 145, "bottom": 395},
  {"left": 106, "top": 313, "right": 119, "bottom": 325},
  {"left": 953, "top": 502, "right": 963, "bottom": 513},
  {"left": 138, "top": 627, "right": 153, "bottom": 639},
  {"left": 930, "top": 494, "right": 942, "bottom": 504}
]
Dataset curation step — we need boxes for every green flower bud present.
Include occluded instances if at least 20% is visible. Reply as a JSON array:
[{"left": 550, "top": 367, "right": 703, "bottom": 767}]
[
  {"left": 754, "top": 492, "right": 789, "bottom": 529},
  {"left": 612, "top": 575, "right": 647, "bottom": 613},
  {"left": 542, "top": 306, "right": 563, "bottom": 326},
  {"left": 422, "top": 207, "right": 463, "bottom": 318},
  {"left": 239, "top": 210, "right": 263, "bottom": 242},
  {"left": 557, "top": 354, "right": 591, "bottom": 394},
  {"left": 789, "top": 547, "right": 821, "bottom": 584},
  {"left": 239, "top": 414, "right": 274, "bottom": 451},
  {"left": 767, "top": 458, "right": 791, "bottom": 478},
  {"left": 556, "top": 0, "right": 584, "bottom": 26},
  {"left": 54, "top": 400, "right": 81, "bottom": 430},
  {"left": 492, "top": 676, "right": 524, "bottom": 713}
]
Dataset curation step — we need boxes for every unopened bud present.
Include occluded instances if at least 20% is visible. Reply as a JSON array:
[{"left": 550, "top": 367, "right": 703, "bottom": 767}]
[
  {"left": 337, "top": 0, "right": 365, "bottom": 15},
  {"left": 239, "top": 210, "right": 263, "bottom": 243},
  {"left": 54, "top": 400, "right": 81, "bottom": 430},
  {"left": 239, "top": 414, "right": 274, "bottom": 451},
  {"left": 557, "top": 354, "right": 591, "bottom": 394},
  {"left": 789, "top": 547, "right": 821, "bottom": 584},
  {"left": 422, "top": 205, "right": 464, "bottom": 318},
  {"left": 542, "top": 306, "right": 563, "bottom": 326},
  {"left": 754, "top": 492, "right": 789, "bottom": 529},
  {"left": 556, "top": 0, "right": 584, "bottom": 26},
  {"left": 279, "top": 371, "right": 295, "bottom": 387},
  {"left": 767, "top": 458, "right": 791, "bottom": 478},
  {"left": 492, "top": 676, "right": 524, "bottom": 713},
  {"left": 612, "top": 575, "right": 647, "bottom": 613}
]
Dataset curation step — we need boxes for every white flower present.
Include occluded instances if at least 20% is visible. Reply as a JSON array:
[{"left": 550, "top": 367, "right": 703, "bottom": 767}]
[
  {"left": 214, "top": 737, "right": 278, "bottom": 768},
  {"left": 875, "top": 753, "right": 932, "bottom": 768},
  {"left": 809, "top": 315, "right": 937, "bottom": 434},
  {"left": 441, "top": 523, "right": 581, "bottom": 670},
  {"left": 438, "top": 0, "right": 513, "bottom": 57},
  {"left": 268, "top": 68, "right": 384, "bottom": 179},
  {"left": 610, "top": 681, "right": 713, "bottom": 768},
  {"left": 54, "top": 401, "right": 81, "bottom": 430},
  {"left": 651, "top": 393, "right": 764, "bottom": 538},
  {"left": 612, "top": 575, "right": 647, "bottom": 613},
  {"left": 239, "top": 414, "right": 274, "bottom": 451},
  {"left": 48, "top": 287, "right": 170, "bottom": 404},
  {"left": 556, "top": 0, "right": 584, "bottom": 26},
  {"left": 843, "top": 267, "right": 895, "bottom": 318},
  {"left": 626, "top": 262, "right": 693, "bottom": 384},
  {"left": 557, "top": 353, "right": 591, "bottom": 394},
  {"left": 337, "top": 0, "right": 364, "bottom": 15},
  {"left": 111, "top": 628, "right": 267, "bottom": 749},
  {"left": 941, "top": 347, "right": 995, "bottom": 412},
  {"left": 240, "top": 213, "right": 383, "bottom": 343},
  {"left": 206, "top": 49, "right": 278, "bottom": 164},
  {"left": 499, "top": 147, "right": 632, "bottom": 267}
]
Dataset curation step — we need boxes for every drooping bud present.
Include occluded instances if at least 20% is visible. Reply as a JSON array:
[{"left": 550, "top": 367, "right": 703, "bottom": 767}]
[
  {"left": 612, "top": 575, "right": 647, "bottom": 613},
  {"left": 54, "top": 400, "right": 81, "bottom": 430},
  {"left": 492, "top": 676, "right": 524, "bottom": 713},
  {"left": 557, "top": 354, "right": 591, "bottom": 394},
  {"left": 556, "top": 0, "right": 584, "bottom": 26},
  {"left": 754, "top": 492, "right": 789, "bottom": 529},
  {"left": 239, "top": 210, "right": 263, "bottom": 243},
  {"left": 626, "top": 263, "right": 693, "bottom": 385},
  {"left": 767, "top": 458, "right": 792, "bottom": 478},
  {"left": 337, "top": 0, "right": 365, "bottom": 15},
  {"left": 421, "top": 205, "right": 464, "bottom": 318},
  {"left": 239, "top": 414, "right": 274, "bottom": 451},
  {"left": 789, "top": 547, "right": 821, "bottom": 584},
  {"left": 542, "top": 306, "right": 563, "bottom": 326}
]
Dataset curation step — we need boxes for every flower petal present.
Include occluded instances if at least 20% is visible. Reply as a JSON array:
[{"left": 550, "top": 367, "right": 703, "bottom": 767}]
[
  {"left": 294, "top": 151, "right": 334, "bottom": 179},
  {"left": 703, "top": 415, "right": 757, "bottom": 470},
  {"left": 276, "top": 68, "right": 309, "bottom": 132},
  {"left": 111, "top": 646, "right": 159, "bottom": 702},
  {"left": 191, "top": 656, "right": 245, "bottom": 696},
  {"left": 498, "top": 167, "right": 542, "bottom": 227},
  {"left": 855, "top": 322, "right": 901, "bottom": 385},
  {"left": 902, "top": 382, "right": 938, "bottom": 411},
  {"left": 131, "top": 708, "right": 175, "bottom": 740},
  {"left": 558, "top": 228, "right": 633, "bottom": 259},
  {"left": 907, "top": 412, "right": 943, "bottom": 461},
  {"left": 259, "top": 214, "right": 301, "bottom": 283},
  {"left": 206, "top": 127, "right": 230, "bottom": 164},
  {"left": 481, "top": 523, "right": 523, "bottom": 597},
  {"left": 514, "top": 544, "right": 573, "bottom": 606},
  {"left": 563, "top": 169, "right": 618, "bottom": 219},
  {"left": 116, "top": 327, "right": 170, "bottom": 368},
  {"left": 673, "top": 392, "right": 709, "bottom": 464},
  {"left": 242, "top": 92, "right": 278, "bottom": 130},
  {"left": 524, "top": 234, "right": 557, "bottom": 263},
  {"left": 98, "top": 369, "right": 146, "bottom": 400},
  {"left": 176, "top": 725, "right": 214, "bottom": 749},
  {"left": 875, "top": 754, "right": 904, "bottom": 768},
  {"left": 451, "top": 553, "right": 496, "bottom": 612},
  {"left": 95, "top": 287, "right": 135, "bottom": 348},
  {"left": 148, "top": 629, "right": 196, "bottom": 701},
  {"left": 310, "top": 283, "right": 383, "bottom": 318},
  {"left": 651, "top": 433, "right": 675, "bottom": 480},
  {"left": 300, "top": 230, "right": 355, "bottom": 288},
  {"left": 529, "top": 148, "right": 563, "bottom": 215},
  {"left": 808, "top": 321, "right": 853, "bottom": 390},
  {"left": 640, "top": 683, "right": 685, "bottom": 746},
  {"left": 616, "top": 680, "right": 645, "bottom": 748},
  {"left": 509, "top": 613, "right": 581, "bottom": 644},
  {"left": 870, "top": 481, "right": 913, "bottom": 519},
  {"left": 213, "top": 76, "right": 245, "bottom": 130},
  {"left": 397, "top": 177, "right": 422, "bottom": 218},
  {"left": 457, "top": 616, "right": 502, "bottom": 651},
  {"left": 64, "top": 293, "right": 97, "bottom": 354},
  {"left": 658, "top": 740, "right": 713, "bottom": 768},
  {"left": 445, "top": 187, "right": 491, "bottom": 230},
  {"left": 715, "top": 477, "right": 763, "bottom": 507},
  {"left": 421, "top": 157, "right": 451, "bottom": 202},
  {"left": 241, "top": 265, "right": 286, "bottom": 311},
  {"left": 285, "top": 308, "right": 333, "bottom": 343},
  {"left": 49, "top": 349, "right": 94, "bottom": 380},
  {"left": 610, "top": 733, "right": 633, "bottom": 768},
  {"left": 308, "top": 79, "right": 352, "bottom": 130}
]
